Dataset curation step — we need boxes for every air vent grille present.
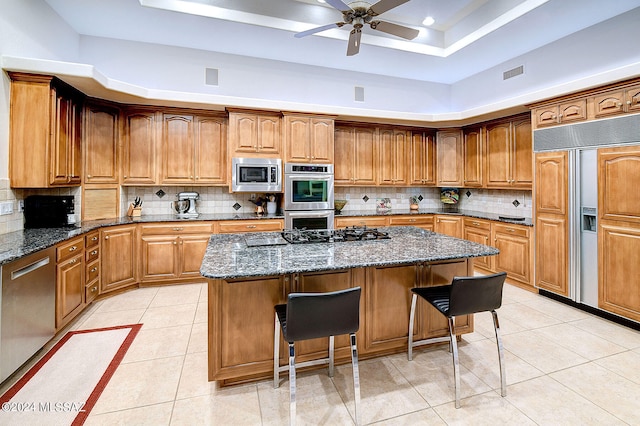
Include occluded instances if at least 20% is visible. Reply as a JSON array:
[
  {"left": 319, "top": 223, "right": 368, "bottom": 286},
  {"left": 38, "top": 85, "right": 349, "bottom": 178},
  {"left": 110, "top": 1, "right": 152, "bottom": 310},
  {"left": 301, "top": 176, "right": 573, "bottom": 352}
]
[
  {"left": 503, "top": 65, "right": 524, "bottom": 80},
  {"left": 205, "top": 68, "right": 219, "bottom": 86},
  {"left": 354, "top": 86, "right": 365, "bottom": 102}
]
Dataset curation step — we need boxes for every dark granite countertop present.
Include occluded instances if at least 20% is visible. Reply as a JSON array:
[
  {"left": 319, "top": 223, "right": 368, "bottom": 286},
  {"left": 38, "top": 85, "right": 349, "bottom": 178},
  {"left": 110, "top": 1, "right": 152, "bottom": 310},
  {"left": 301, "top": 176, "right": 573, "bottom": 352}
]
[
  {"left": 200, "top": 226, "right": 500, "bottom": 280},
  {"left": 0, "top": 213, "right": 284, "bottom": 266},
  {"left": 335, "top": 208, "right": 533, "bottom": 226}
]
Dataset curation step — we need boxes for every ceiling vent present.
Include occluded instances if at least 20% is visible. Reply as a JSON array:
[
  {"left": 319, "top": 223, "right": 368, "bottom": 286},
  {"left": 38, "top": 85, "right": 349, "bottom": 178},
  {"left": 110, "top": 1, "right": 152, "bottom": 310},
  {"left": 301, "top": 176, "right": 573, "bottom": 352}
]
[
  {"left": 205, "top": 68, "right": 219, "bottom": 86},
  {"left": 503, "top": 65, "right": 524, "bottom": 80},
  {"left": 354, "top": 86, "right": 365, "bottom": 102}
]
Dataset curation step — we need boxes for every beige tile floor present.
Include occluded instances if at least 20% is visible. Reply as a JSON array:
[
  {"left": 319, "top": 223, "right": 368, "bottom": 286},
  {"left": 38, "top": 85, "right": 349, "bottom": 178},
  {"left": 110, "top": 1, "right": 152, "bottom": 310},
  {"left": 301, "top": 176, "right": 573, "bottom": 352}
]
[{"left": 3, "top": 281, "right": 640, "bottom": 425}]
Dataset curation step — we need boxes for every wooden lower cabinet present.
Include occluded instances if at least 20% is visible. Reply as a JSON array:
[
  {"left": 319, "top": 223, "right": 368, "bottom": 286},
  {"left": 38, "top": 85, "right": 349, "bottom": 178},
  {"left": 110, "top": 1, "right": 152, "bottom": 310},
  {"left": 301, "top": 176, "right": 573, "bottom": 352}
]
[
  {"left": 216, "top": 219, "right": 284, "bottom": 233},
  {"left": 535, "top": 215, "right": 568, "bottom": 296},
  {"left": 435, "top": 215, "right": 463, "bottom": 238},
  {"left": 101, "top": 225, "right": 137, "bottom": 293},
  {"left": 335, "top": 216, "right": 388, "bottom": 228},
  {"left": 208, "top": 260, "right": 474, "bottom": 384},
  {"left": 56, "top": 236, "right": 85, "bottom": 330},
  {"left": 388, "top": 215, "right": 434, "bottom": 231},
  {"left": 463, "top": 218, "right": 492, "bottom": 271},
  {"left": 493, "top": 223, "right": 532, "bottom": 289},
  {"left": 599, "top": 221, "right": 640, "bottom": 322}
]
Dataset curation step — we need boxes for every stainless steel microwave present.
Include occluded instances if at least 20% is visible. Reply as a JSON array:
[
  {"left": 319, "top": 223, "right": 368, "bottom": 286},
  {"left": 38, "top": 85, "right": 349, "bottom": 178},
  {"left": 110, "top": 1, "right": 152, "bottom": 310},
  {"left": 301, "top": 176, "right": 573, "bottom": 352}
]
[{"left": 231, "top": 158, "right": 282, "bottom": 192}]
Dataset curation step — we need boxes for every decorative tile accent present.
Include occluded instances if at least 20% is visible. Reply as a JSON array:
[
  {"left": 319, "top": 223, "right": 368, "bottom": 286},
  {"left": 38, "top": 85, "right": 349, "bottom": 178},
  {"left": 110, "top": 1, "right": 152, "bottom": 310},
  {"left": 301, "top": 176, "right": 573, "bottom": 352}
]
[
  {"left": 362, "top": 195, "right": 369, "bottom": 202},
  {"left": 155, "top": 189, "right": 166, "bottom": 198},
  {"left": 233, "top": 202, "right": 242, "bottom": 211},
  {"left": 512, "top": 199, "right": 520, "bottom": 207},
  {"left": 418, "top": 195, "right": 423, "bottom": 201},
  {"left": 466, "top": 190, "right": 472, "bottom": 197}
]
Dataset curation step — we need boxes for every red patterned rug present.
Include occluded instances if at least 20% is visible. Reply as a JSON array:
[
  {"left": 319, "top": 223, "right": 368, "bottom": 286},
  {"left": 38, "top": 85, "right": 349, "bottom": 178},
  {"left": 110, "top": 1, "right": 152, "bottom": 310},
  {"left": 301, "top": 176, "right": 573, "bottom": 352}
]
[{"left": 0, "top": 324, "right": 141, "bottom": 425}]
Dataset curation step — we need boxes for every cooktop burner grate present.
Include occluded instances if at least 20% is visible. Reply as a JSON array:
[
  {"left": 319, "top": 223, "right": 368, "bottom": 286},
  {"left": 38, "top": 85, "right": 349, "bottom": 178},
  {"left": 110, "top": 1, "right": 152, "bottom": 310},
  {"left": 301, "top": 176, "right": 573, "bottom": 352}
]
[{"left": 281, "top": 226, "right": 390, "bottom": 244}]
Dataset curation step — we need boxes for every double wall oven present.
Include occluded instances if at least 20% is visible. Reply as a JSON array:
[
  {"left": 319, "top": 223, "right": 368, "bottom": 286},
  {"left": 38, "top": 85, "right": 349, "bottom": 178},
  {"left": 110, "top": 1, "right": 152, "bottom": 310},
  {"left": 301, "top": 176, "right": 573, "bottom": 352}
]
[{"left": 284, "top": 163, "right": 334, "bottom": 230}]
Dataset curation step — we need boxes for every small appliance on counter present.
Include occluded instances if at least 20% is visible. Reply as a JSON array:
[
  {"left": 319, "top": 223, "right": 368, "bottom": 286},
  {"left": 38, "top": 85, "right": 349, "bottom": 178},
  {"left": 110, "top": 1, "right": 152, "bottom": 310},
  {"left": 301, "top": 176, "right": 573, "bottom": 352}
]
[
  {"left": 24, "top": 195, "right": 76, "bottom": 228},
  {"left": 172, "top": 192, "right": 199, "bottom": 218}
]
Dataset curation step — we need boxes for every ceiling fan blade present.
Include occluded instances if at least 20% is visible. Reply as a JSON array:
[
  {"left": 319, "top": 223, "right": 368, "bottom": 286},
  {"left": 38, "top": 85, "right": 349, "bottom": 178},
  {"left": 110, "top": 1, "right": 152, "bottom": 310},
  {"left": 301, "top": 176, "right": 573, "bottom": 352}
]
[
  {"left": 324, "top": 0, "right": 353, "bottom": 13},
  {"left": 295, "top": 22, "right": 344, "bottom": 38},
  {"left": 370, "top": 20, "right": 419, "bottom": 40},
  {"left": 346, "top": 28, "right": 362, "bottom": 56},
  {"left": 368, "top": 0, "right": 411, "bottom": 16}
]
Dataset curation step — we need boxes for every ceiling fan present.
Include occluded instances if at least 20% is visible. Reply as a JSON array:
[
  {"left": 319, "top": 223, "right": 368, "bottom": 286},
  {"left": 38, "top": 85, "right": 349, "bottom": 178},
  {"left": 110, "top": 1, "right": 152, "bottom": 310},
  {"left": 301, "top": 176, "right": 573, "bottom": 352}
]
[{"left": 295, "top": 0, "right": 419, "bottom": 56}]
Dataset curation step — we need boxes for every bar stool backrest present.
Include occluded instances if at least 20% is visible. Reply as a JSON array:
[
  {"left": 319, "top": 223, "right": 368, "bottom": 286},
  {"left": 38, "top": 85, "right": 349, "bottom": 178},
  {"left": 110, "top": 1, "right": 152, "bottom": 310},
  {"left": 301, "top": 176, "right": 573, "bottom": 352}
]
[
  {"left": 284, "top": 287, "right": 361, "bottom": 342},
  {"left": 448, "top": 272, "right": 507, "bottom": 317}
]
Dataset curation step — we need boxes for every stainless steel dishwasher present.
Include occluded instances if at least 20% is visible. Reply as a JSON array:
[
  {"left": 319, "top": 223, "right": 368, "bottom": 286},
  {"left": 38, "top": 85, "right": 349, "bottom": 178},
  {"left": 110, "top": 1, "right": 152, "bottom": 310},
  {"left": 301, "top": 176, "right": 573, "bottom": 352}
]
[{"left": 0, "top": 246, "right": 56, "bottom": 383}]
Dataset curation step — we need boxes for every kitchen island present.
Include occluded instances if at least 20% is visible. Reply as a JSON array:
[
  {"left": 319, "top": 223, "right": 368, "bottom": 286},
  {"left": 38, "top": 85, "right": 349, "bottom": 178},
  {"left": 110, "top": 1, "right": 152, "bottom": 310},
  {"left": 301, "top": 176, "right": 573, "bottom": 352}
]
[{"left": 201, "top": 226, "right": 499, "bottom": 385}]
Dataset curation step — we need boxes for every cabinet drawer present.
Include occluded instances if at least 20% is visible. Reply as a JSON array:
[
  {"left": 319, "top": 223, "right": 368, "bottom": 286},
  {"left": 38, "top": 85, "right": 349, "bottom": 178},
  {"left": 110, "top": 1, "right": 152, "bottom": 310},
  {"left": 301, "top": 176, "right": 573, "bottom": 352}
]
[
  {"left": 388, "top": 215, "right": 433, "bottom": 226},
  {"left": 86, "top": 259, "right": 100, "bottom": 283},
  {"left": 464, "top": 218, "right": 491, "bottom": 231},
  {"left": 493, "top": 223, "right": 529, "bottom": 237},
  {"left": 57, "top": 237, "right": 84, "bottom": 262},
  {"left": 218, "top": 220, "right": 284, "bottom": 233},
  {"left": 85, "top": 231, "right": 100, "bottom": 248},
  {"left": 335, "top": 216, "right": 388, "bottom": 228},
  {"left": 141, "top": 222, "right": 213, "bottom": 235},
  {"left": 86, "top": 246, "right": 100, "bottom": 263},
  {"left": 85, "top": 280, "right": 99, "bottom": 304}
]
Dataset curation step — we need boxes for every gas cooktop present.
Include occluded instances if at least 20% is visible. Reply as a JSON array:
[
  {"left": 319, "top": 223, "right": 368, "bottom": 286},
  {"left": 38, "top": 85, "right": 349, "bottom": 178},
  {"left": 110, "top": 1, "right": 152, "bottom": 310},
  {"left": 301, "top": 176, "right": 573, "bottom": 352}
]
[{"left": 281, "top": 226, "right": 390, "bottom": 244}]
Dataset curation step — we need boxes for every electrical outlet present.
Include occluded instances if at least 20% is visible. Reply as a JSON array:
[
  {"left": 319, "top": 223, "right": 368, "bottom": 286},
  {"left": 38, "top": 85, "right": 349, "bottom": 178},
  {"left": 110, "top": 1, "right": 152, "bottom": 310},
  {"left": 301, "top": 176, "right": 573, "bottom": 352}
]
[
  {"left": 18, "top": 200, "right": 24, "bottom": 212},
  {"left": 399, "top": 194, "right": 405, "bottom": 200},
  {"left": 345, "top": 194, "right": 350, "bottom": 200},
  {"left": 249, "top": 193, "right": 256, "bottom": 201},
  {"left": 0, "top": 202, "right": 14, "bottom": 215}
]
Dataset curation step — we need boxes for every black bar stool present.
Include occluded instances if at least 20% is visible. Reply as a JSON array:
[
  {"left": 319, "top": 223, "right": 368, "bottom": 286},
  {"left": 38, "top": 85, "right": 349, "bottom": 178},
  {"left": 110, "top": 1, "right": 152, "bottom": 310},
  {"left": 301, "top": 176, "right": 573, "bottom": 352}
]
[
  {"left": 274, "top": 287, "right": 361, "bottom": 425},
  {"left": 408, "top": 272, "right": 507, "bottom": 408}
]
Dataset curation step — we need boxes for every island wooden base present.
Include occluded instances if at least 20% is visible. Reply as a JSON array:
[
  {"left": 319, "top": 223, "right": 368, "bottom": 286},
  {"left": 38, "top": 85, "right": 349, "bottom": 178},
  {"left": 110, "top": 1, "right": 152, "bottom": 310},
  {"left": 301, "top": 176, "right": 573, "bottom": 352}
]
[{"left": 208, "top": 259, "right": 474, "bottom": 385}]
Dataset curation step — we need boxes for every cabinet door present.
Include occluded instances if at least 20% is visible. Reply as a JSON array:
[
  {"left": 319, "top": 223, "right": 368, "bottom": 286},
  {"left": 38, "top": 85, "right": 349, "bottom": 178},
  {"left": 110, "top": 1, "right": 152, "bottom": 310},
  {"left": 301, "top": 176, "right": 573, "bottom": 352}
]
[
  {"left": 101, "top": 225, "right": 137, "bottom": 293},
  {"left": 388, "top": 215, "right": 434, "bottom": 231},
  {"left": 379, "top": 129, "right": 408, "bottom": 185},
  {"left": 533, "top": 105, "right": 560, "bottom": 128},
  {"left": 436, "top": 130, "right": 463, "bottom": 187},
  {"left": 230, "top": 113, "right": 258, "bottom": 153},
  {"left": 410, "top": 131, "right": 436, "bottom": 185},
  {"left": 535, "top": 215, "right": 568, "bottom": 296},
  {"left": 511, "top": 118, "right": 532, "bottom": 188},
  {"left": 463, "top": 127, "right": 483, "bottom": 187},
  {"left": 162, "top": 114, "right": 194, "bottom": 184},
  {"left": 485, "top": 122, "right": 511, "bottom": 187},
  {"left": 593, "top": 90, "right": 626, "bottom": 118},
  {"left": 535, "top": 151, "right": 568, "bottom": 215},
  {"left": 463, "top": 224, "right": 492, "bottom": 271},
  {"left": 334, "top": 126, "right": 355, "bottom": 185},
  {"left": 50, "top": 94, "right": 75, "bottom": 185},
  {"left": 493, "top": 225, "right": 531, "bottom": 286},
  {"left": 625, "top": 85, "right": 640, "bottom": 113},
  {"left": 180, "top": 235, "right": 211, "bottom": 277},
  {"left": 257, "top": 115, "right": 281, "bottom": 154},
  {"left": 335, "top": 216, "right": 388, "bottom": 228},
  {"left": 558, "top": 100, "right": 587, "bottom": 124},
  {"left": 310, "top": 118, "right": 334, "bottom": 163},
  {"left": 56, "top": 253, "right": 85, "bottom": 329},
  {"left": 364, "top": 265, "right": 419, "bottom": 353},
  {"left": 123, "top": 110, "right": 158, "bottom": 184},
  {"left": 599, "top": 222, "right": 640, "bottom": 322},
  {"left": 195, "top": 115, "right": 226, "bottom": 184},
  {"left": 84, "top": 102, "right": 119, "bottom": 184},
  {"left": 598, "top": 145, "right": 640, "bottom": 223},
  {"left": 140, "top": 235, "right": 179, "bottom": 281},
  {"left": 435, "top": 215, "right": 463, "bottom": 238},
  {"left": 284, "top": 115, "right": 310, "bottom": 162},
  {"left": 353, "top": 127, "right": 377, "bottom": 185}
]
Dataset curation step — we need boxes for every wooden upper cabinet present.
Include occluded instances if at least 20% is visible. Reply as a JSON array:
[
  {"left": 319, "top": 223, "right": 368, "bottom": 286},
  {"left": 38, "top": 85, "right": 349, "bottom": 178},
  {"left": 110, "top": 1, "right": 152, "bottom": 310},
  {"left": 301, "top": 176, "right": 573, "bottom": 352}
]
[
  {"left": 122, "top": 108, "right": 158, "bottom": 185},
  {"left": 485, "top": 116, "right": 532, "bottom": 189},
  {"left": 463, "top": 127, "right": 483, "bottom": 187},
  {"left": 378, "top": 128, "right": 408, "bottom": 185},
  {"left": 9, "top": 73, "right": 83, "bottom": 188},
  {"left": 598, "top": 145, "right": 640, "bottom": 224},
  {"left": 533, "top": 99, "right": 587, "bottom": 128},
  {"left": 592, "top": 84, "right": 640, "bottom": 118},
  {"left": 409, "top": 131, "right": 436, "bottom": 186},
  {"left": 535, "top": 151, "right": 568, "bottom": 215},
  {"left": 162, "top": 114, "right": 194, "bottom": 183},
  {"left": 84, "top": 101, "right": 119, "bottom": 184},
  {"left": 283, "top": 114, "right": 334, "bottom": 163},
  {"left": 228, "top": 110, "right": 281, "bottom": 157},
  {"left": 195, "top": 115, "right": 227, "bottom": 184},
  {"left": 436, "top": 129, "right": 463, "bottom": 187},
  {"left": 334, "top": 125, "right": 377, "bottom": 186}
]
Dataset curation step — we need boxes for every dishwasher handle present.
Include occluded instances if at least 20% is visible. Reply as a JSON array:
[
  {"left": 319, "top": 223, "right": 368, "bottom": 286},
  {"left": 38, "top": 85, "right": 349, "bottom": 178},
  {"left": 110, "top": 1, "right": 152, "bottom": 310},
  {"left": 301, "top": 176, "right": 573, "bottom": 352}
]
[{"left": 10, "top": 256, "right": 51, "bottom": 281}]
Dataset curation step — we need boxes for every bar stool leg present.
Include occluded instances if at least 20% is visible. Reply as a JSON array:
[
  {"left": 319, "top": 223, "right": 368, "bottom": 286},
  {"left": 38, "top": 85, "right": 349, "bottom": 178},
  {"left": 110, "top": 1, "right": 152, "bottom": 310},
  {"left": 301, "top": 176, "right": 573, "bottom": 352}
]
[
  {"left": 288, "top": 343, "right": 296, "bottom": 426},
  {"left": 448, "top": 317, "right": 461, "bottom": 409},
  {"left": 329, "top": 335, "right": 335, "bottom": 377},
  {"left": 274, "top": 316, "right": 280, "bottom": 388},
  {"left": 492, "top": 310, "right": 507, "bottom": 397},
  {"left": 408, "top": 293, "right": 417, "bottom": 361},
  {"left": 350, "top": 333, "right": 361, "bottom": 426}
]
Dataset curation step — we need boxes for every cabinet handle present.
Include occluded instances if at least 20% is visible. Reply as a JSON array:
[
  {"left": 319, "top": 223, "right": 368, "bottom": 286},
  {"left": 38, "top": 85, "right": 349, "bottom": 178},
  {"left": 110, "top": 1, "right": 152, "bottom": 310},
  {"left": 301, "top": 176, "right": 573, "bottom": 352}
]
[
  {"left": 506, "top": 228, "right": 515, "bottom": 232},
  {"left": 409, "top": 219, "right": 416, "bottom": 222},
  {"left": 617, "top": 102, "right": 623, "bottom": 107},
  {"left": 91, "top": 236, "right": 98, "bottom": 241},
  {"left": 90, "top": 250, "right": 98, "bottom": 256},
  {"left": 91, "top": 267, "right": 98, "bottom": 273},
  {"left": 173, "top": 241, "right": 177, "bottom": 245},
  {"left": 105, "top": 236, "right": 109, "bottom": 240},
  {"left": 472, "top": 221, "right": 480, "bottom": 226},
  {"left": 123, "top": 175, "right": 128, "bottom": 179},
  {"left": 196, "top": 176, "right": 199, "bottom": 179},
  {"left": 69, "top": 246, "right": 77, "bottom": 252},
  {"left": 246, "top": 225, "right": 257, "bottom": 229},
  {"left": 87, "top": 174, "right": 92, "bottom": 178},
  {"left": 91, "top": 286, "right": 98, "bottom": 293},
  {"left": 173, "top": 227, "right": 184, "bottom": 231},
  {"left": 69, "top": 259, "right": 77, "bottom": 264}
]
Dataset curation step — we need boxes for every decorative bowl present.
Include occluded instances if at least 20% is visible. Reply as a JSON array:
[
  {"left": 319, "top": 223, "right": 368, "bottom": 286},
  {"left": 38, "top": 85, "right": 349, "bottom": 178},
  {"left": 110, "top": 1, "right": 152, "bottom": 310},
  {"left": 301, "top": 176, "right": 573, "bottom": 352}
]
[{"left": 334, "top": 199, "right": 348, "bottom": 212}]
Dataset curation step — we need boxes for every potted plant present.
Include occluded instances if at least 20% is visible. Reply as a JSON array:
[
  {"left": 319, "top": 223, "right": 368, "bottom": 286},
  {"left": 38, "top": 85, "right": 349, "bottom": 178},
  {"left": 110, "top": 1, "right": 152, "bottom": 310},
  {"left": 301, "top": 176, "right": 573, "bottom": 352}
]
[{"left": 409, "top": 196, "right": 420, "bottom": 210}]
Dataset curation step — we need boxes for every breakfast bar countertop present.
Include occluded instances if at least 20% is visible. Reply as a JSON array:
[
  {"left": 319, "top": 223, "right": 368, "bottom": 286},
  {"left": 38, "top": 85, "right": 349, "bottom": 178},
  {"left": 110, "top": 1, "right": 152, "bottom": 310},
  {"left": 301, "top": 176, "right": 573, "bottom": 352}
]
[{"left": 200, "top": 226, "right": 499, "bottom": 280}]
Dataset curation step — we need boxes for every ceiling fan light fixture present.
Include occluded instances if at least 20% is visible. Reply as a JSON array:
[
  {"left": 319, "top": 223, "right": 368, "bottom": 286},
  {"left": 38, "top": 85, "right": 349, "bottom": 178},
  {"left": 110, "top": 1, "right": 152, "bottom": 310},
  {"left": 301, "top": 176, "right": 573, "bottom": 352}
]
[{"left": 422, "top": 16, "right": 435, "bottom": 26}]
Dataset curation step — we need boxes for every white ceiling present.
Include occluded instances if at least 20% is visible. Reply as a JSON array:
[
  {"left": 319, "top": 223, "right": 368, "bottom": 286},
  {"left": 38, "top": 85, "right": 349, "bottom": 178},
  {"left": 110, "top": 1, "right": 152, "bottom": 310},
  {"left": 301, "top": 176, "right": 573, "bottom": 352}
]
[{"left": 44, "top": 0, "right": 640, "bottom": 83}]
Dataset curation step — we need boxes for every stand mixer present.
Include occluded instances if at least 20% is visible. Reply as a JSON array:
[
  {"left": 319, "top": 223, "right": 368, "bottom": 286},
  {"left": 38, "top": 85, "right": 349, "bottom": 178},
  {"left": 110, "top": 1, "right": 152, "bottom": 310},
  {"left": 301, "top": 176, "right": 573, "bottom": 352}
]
[{"left": 173, "top": 192, "right": 199, "bottom": 218}]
